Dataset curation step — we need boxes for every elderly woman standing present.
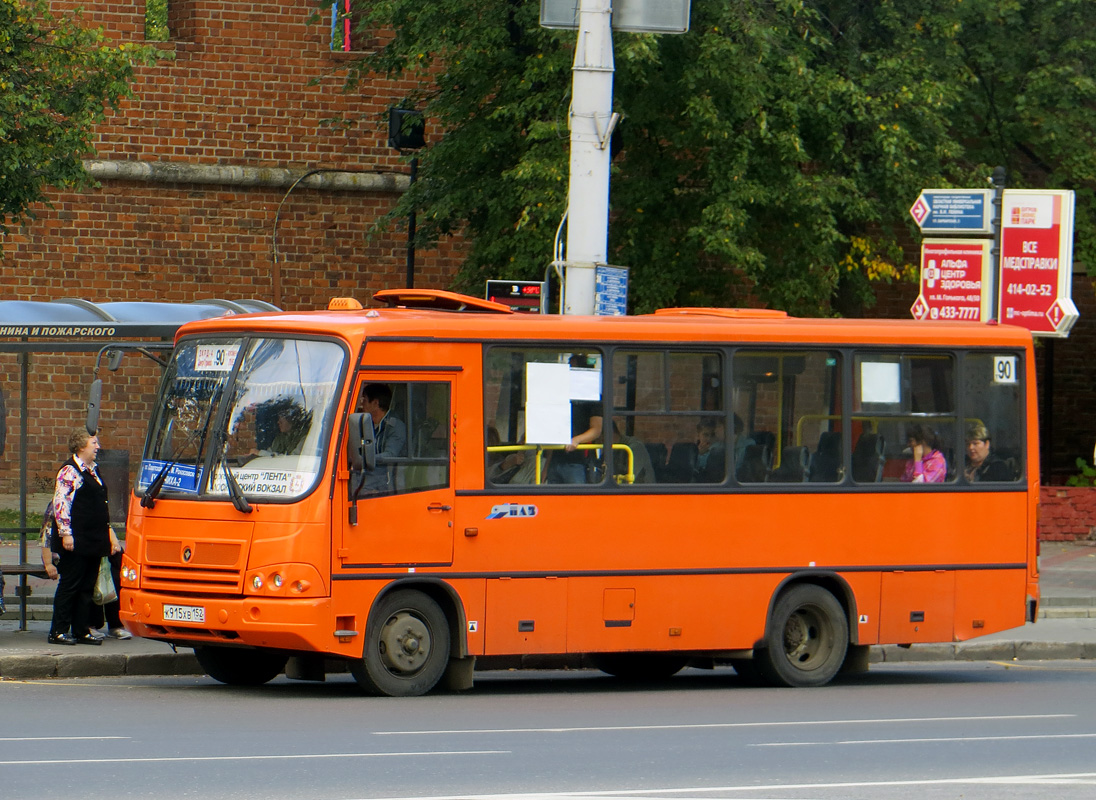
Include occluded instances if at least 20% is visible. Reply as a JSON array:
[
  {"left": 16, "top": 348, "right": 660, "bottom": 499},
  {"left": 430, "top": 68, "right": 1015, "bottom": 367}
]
[{"left": 47, "top": 428, "right": 120, "bottom": 646}]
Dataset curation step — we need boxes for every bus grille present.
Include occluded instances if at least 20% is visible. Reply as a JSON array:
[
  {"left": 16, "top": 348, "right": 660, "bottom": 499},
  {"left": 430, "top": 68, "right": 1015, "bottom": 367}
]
[
  {"left": 141, "top": 536, "right": 246, "bottom": 593},
  {"left": 141, "top": 566, "right": 243, "bottom": 593}
]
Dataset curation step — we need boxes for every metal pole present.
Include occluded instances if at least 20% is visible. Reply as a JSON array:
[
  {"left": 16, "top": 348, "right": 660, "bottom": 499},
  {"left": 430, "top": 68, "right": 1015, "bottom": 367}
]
[
  {"left": 1043, "top": 339, "right": 1054, "bottom": 484},
  {"left": 18, "top": 350, "right": 29, "bottom": 631},
  {"left": 406, "top": 157, "right": 418, "bottom": 289},
  {"left": 563, "top": 0, "right": 615, "bottom": 315},
  {"left": 989, "top": 166, "right": 1006, "bottom": 321}
]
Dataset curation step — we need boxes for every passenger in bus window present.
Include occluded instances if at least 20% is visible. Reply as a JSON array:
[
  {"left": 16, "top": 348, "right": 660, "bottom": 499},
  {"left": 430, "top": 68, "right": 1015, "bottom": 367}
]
[
  {"left": 359, "top": 383, "right": 407, "bottom": 494},
  {"left": 901, "top": 424, "right": 947, "bottom": 484},
  {"left": 547, "top": 356, "right": 603, "bottom": 484},
  {"left": 268, "top": 404, "right": 311, "bottom": 455},
  {"left": 612, "top": 421, "right": 655, "bottom": 484},
  {"left": 732, "top": 413, "right": 755, "bottom": 467},
  {"left": 695, "top": 418, "right": 726, "bottom": 482},
  {"left": 547, "top": 400, "right": 602, "bottom": 483},
  {"left": 487, "top": 426, "right": 524, "bottom": 484},
  {"left": 964, "top": 424, "right": 1014, "bottom": 482}
]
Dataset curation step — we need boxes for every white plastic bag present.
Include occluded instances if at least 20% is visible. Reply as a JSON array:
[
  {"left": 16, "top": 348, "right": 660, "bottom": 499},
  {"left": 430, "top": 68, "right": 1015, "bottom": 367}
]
[{"left": 93, "top": 557, "right": 117, "bottom": 605}]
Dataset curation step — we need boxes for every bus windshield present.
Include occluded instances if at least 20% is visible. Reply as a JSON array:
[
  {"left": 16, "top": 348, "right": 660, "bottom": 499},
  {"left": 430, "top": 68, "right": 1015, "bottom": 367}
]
[{"left": 139, "top": 336, "right": 345, "bottom": 501}]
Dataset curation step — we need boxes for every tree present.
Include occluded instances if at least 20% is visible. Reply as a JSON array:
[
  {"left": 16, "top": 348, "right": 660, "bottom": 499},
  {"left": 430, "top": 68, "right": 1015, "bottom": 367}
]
[
  {"left": 338, "top": 0, "right": 1096, "bottom": 315},
  {"left": 0, "top": 0, "right": 156, "bottom": 244}
]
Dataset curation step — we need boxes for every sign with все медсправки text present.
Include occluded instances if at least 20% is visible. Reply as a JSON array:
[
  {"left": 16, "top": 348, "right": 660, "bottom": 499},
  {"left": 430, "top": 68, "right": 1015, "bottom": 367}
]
[{"left": 997, "top": 189, "right": 1078, "bottom": 338}]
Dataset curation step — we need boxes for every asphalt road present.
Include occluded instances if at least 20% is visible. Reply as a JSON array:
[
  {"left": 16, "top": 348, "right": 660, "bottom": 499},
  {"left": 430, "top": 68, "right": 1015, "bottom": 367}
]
[{"left": 4, "top": 663, "right": 1096, "bottom": 800}]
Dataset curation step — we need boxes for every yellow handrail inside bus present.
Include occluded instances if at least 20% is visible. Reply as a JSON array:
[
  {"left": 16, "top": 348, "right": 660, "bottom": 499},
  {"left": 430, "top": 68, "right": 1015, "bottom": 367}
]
[{"left": 486, "top": 444, "right": 635, "bottom": 484}]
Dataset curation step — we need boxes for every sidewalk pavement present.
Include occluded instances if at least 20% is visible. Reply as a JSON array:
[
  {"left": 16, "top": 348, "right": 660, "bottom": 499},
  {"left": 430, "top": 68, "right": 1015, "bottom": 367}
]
[{"left": 3, "top": 541, "right": 1096, "bottom": 681}]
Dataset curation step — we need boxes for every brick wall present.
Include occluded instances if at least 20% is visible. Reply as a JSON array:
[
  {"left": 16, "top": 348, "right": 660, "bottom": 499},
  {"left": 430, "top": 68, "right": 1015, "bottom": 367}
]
[
  {"left": 0, "top": 0, "right": 466, "bottom": 494},
  {"left": 1040, "top": 487, "right": 1096, "bottom": 542}
]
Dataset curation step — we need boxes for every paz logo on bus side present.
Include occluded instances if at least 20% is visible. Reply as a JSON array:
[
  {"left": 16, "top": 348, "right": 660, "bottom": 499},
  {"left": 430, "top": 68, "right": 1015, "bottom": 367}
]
[{"left": 487, "top": 503, "right": 538, "bottom": 519}]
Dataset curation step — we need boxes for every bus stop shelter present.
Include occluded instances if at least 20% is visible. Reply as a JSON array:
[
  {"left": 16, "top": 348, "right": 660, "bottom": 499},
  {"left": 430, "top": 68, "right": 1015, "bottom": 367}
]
[{"left": 0, "top": 298, "right": 278, "bottom": 629}]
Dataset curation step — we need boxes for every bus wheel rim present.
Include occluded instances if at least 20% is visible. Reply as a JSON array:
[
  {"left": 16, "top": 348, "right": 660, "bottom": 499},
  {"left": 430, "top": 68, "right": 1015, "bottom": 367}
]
[
  {"left": 378, "top": 611, "right": 431, "bottom": 675},
  {"left": 782, "top": 605, "right": 832, "bottom": 670}
]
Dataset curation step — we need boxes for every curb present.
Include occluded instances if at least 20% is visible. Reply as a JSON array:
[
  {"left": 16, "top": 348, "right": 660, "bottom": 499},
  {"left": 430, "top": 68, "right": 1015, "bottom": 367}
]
[
  {"left": 0, "top": 651, "right": 200, "bottom": 680},
  {"left": 872, "top": 641, "right": 1096, "bottom": 663}
]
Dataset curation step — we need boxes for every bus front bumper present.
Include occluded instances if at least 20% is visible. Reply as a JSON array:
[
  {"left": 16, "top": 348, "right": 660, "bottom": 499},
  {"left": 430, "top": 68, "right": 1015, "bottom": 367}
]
[{"left": 120, "top": 588, "right": 359, "bottom": 657}]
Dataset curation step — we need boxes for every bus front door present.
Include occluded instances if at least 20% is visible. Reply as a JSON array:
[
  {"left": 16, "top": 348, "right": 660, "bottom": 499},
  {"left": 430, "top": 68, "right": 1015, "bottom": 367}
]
[{"left": 338, "top": 377, "right": 455, "bottom": 568}]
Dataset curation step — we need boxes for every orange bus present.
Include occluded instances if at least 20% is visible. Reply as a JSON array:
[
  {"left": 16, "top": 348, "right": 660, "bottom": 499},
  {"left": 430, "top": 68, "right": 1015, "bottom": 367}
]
[{"left": 119, "top": 290, "right": 1039, "bottom": 695}]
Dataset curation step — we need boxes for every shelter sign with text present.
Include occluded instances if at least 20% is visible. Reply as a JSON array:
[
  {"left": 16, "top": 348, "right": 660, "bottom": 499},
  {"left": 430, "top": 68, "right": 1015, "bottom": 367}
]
[{"left": 998, "top": 190, "right": 1078, "bottom": 338}]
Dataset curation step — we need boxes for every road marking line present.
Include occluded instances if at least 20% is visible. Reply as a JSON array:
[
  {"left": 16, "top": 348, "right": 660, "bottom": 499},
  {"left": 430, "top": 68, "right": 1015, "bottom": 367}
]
[
  {"left": 332, "top": 773, "right": 1096, "bottom": 799},
  {"left": 0, "top": 736, "right": 128, "bottom": 742},
  {"left": 0, "top": 750, "right": 508, "bottom": 766},
  {"left": 755, "top": 732, "right": 1096, "bottom": 746},
  {"left": 987, "top": 660, "right": 1096, "bottom": 670},
  {"left": 371, "top": 714, "right": 1072, "bottom": 736}
]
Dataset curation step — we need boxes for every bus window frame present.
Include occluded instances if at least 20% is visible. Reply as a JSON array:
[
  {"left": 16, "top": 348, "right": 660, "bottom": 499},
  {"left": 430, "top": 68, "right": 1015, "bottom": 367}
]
[
  {"left": 479, "top": 341, "right": 1029, "bottom": 495},
  {"left": 144, "top": 332, "right": 352, "bottom": 505}
]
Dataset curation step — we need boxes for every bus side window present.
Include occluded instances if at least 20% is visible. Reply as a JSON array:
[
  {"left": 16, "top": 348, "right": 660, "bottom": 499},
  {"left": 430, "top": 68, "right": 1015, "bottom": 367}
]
[
  {"left": 962, "top": 352, "right": 1024, "bottom": 483},
  {"left": 737, "top": 350, "right": 842, "bottom": 485},
  {"left": 356, "top": 381, "right": 450, "bottom": 496}
]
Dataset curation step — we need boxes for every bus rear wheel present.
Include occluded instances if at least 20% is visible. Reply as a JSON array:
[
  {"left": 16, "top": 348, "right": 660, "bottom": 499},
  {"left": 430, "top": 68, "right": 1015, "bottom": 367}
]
[
  {"left": 194, "top": 645, "right": 288, "bottom": 686},
  {"left": 591, "top": 653, "right": 688, "bottom": 681},
  {"left": 351, "top": 589, "right": 450, "bottom": 697},
  {"left": 756, "top": 584, "right": 848, "bottom": 688}
]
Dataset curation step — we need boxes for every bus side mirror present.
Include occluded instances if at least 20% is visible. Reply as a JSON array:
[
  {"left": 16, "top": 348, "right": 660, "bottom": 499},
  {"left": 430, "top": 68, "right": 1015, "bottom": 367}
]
[
  {"left": 86, "top": 379, "right": 102, "bottom": 436},
  {"left": 347, "top": 413, "right": 377, "bottom": 527},
  {"left": 348, "top": 413, "right": 377, "bottom": 472}
]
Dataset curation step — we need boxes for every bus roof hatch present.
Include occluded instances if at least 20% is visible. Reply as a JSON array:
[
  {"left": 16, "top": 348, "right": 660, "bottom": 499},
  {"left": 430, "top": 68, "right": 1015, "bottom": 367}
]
[
  {"left": 652, "top": 307, "right": 789, "bottom": 320},
  {"left": 372, "top": 289, "right": 515, "bottom": 314}
]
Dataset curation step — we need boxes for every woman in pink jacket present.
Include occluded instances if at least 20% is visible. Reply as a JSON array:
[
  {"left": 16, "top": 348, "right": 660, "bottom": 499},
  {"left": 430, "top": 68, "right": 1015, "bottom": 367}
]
[{"left": 902, "top": 424, "right": 947, "bottom": 483}]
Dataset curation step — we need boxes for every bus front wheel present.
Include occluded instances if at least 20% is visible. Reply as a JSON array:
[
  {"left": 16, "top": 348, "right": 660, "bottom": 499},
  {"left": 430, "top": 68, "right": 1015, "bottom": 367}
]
[
  {"left": 351, "top": 589, "right": 451, "bottom": 697},
  {"left": 756, "top": 584, "right": 848, "bottom": 688},
  {"left": 194, "top": 645, "right": 288, "bottom": 686}
]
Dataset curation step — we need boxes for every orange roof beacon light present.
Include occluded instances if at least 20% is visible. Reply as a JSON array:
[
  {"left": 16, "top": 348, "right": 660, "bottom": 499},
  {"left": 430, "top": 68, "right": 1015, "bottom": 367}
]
[{"left": 327, "top": 297, "right": 364, "bottom": 311}]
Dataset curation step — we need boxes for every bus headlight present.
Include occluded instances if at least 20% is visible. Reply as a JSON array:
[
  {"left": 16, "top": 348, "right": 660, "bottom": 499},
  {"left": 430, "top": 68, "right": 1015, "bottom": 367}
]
[{"left": 244, "top": 564, "right": 325, "bottom": 597}]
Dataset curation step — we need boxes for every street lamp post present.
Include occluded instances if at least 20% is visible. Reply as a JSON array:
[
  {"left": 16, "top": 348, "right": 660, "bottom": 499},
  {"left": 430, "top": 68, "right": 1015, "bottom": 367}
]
[{"left": 388, "top": 108, "right": 426, "bottom": 288}]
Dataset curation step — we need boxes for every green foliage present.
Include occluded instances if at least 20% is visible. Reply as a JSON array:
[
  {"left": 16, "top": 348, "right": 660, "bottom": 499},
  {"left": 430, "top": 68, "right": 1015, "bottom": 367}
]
[
  {"left": 0, "top": 507, "right": 43, "bottom": 541},
  {"left": 331, "top": 0, "right": 1096, "bottom": 315},
  {"left": 0, "top": 0, "right": 158, "bottom": 246},
  {"left": 145, "top": 0, "right": 168, "bottom": 41},
  {"left": 1066, "top": 458, "right": 1096, "bottom": 488}
]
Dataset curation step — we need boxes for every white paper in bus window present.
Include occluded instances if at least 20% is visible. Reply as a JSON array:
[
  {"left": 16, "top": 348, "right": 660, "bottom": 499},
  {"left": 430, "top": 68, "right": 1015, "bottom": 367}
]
[
  {"left": 527, "top": 362, "right": 569, "bottom": 404},
  {"left": 860, "top": 361, "right": 901, "bottom": 405},
  {"left": 525, "top": 362, "right": 572, "bottom": 444},
  {"left": 570, "top": 368, "right": 601, "bottom": 401}
]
